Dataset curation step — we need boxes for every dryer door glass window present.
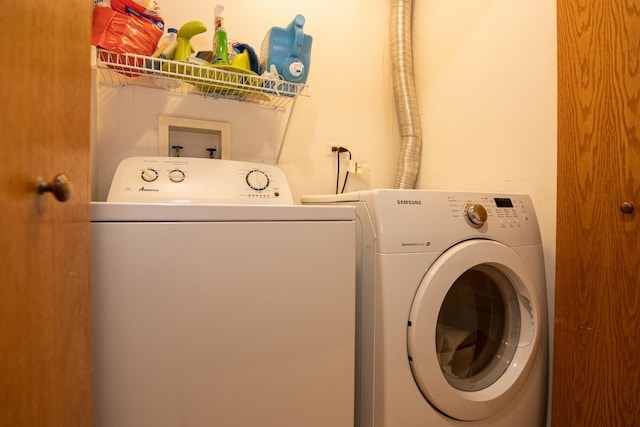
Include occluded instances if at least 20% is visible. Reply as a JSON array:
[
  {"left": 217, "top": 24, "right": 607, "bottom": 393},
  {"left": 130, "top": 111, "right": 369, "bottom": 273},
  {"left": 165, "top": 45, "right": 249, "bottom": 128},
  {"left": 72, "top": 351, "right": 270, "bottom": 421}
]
[{"left": 436, "top": 265, "right": 520, "bottom": 392}]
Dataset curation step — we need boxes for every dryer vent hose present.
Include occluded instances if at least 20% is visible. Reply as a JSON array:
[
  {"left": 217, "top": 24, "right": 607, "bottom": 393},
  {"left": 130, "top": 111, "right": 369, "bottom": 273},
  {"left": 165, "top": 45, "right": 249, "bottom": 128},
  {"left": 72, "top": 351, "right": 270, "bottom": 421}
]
[{"left": 391, "top": 0, "right": 422, "bottom": 189}]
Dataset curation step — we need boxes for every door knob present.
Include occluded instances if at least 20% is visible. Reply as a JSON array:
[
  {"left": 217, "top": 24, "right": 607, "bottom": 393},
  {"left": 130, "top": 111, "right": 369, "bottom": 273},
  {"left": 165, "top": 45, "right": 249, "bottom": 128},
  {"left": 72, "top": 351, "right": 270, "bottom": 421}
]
[
  {"left": 620, "top": 202, "right": 635, "bottom": 214},
  {"left": 37, "top": 173, "right": 72, "bottom": 202}
]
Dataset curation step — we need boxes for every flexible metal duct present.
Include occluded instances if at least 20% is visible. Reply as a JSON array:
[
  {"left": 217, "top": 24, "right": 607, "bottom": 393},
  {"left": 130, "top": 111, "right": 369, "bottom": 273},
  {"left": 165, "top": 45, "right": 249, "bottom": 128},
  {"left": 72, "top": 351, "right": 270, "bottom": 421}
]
[{"left": 391, "top": 0, "right": 422, "bottom": 189}]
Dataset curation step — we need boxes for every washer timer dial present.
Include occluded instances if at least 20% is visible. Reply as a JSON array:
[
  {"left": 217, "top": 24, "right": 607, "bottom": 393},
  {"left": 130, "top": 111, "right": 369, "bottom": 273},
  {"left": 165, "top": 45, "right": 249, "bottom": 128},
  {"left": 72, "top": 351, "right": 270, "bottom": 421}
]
[{"left": 246, "top": 169, "right": 270, "bottom": 191}]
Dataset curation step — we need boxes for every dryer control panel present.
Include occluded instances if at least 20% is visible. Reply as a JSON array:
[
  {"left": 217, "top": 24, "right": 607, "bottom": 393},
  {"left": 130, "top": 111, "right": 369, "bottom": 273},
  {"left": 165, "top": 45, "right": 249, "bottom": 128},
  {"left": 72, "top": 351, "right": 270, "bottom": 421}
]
[
  {"left": 107, "top": 157, "right": 294, "bottom": 204},
  {"left": 448, "top": 195, "right": 533, "bottom": 230},
  {"left": 301, "top": 190, "right": 542, "bottom": 253}
]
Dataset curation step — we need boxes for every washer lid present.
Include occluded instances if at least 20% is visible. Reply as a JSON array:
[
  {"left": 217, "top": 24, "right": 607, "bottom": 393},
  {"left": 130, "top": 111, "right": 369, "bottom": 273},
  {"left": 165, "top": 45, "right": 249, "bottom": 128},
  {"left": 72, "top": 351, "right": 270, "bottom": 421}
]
[
  {"left": 407, "top": 239, "right": 541, "bottom": 421},
  {"left": 90, "top": 202, "right": 356, "bottom": 222}
]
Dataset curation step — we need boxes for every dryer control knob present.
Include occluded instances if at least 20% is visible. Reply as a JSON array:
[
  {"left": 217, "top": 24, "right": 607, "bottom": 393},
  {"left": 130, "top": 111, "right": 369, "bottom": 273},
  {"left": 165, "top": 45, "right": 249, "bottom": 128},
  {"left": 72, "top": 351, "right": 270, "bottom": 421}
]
[{"left": 464, "top": 203, "right": 488, "bottom": 228}]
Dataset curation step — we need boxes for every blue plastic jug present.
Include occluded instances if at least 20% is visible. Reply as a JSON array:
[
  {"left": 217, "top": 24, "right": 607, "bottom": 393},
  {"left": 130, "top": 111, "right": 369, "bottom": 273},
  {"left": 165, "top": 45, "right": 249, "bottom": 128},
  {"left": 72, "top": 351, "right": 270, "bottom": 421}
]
[{"left": 260, "top": 15, "right": 312, "bottom": 84}]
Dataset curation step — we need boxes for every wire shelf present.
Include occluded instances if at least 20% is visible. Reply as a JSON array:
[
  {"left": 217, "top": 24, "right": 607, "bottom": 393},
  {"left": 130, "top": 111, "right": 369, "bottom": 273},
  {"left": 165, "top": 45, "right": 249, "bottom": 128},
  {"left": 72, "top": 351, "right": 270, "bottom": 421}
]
[{"left": 95, "top": 49, "right": 309, "bottom": 110}]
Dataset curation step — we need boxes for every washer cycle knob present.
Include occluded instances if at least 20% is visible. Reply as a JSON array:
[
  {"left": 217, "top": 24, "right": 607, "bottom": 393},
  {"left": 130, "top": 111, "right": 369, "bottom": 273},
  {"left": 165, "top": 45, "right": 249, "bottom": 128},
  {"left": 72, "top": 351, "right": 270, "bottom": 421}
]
[
  {"left": 246, "top": 169, "right": 270, "bottom": 191},
  {"left": 464, "top": 203, "right": 488, "bottom": 228},
  {"left": 141, "top": 168, "right": 159, "bottom": 182}
]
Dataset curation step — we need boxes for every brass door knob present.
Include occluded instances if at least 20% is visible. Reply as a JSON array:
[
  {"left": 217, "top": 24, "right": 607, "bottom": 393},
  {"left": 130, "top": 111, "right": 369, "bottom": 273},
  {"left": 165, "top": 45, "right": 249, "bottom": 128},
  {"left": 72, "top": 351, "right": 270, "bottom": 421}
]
[
  {"left": 37, "top": 173, "right": 72, "bottom": 202},
  {"left": 620, "top": 202, "right": 635, "bottom": 214}
]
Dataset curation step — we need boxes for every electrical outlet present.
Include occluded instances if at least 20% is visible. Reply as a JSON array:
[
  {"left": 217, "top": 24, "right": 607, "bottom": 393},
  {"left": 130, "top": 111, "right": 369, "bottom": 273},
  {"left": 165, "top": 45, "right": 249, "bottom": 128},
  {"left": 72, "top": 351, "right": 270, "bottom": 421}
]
[
  {"left": 159, "top": 116, "right": 231, "bottom": 159},
  {"left": 351, "top": 162, "right": 371, "bottom": 174},
  {"left": 326, "top": 142, "right": 349, "bottom": 156}
]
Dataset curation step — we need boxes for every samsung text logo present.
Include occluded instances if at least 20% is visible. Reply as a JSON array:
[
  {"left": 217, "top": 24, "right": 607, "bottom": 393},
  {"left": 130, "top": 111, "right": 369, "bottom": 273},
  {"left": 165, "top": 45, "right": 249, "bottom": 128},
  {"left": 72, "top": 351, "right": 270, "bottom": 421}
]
[{"left": 397, "top": 199, "right": 422, "bottom": 205}]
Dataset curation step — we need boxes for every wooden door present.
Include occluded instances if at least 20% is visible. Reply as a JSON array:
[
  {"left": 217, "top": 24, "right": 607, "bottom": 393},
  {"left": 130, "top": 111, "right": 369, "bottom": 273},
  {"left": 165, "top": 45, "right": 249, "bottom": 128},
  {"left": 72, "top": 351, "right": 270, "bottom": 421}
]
[
  {"left": 553, "top": 0, "right": 640, "bottom": 425},
  {"left": 0, "top": 1, "right": 92, "bottom": 426}
]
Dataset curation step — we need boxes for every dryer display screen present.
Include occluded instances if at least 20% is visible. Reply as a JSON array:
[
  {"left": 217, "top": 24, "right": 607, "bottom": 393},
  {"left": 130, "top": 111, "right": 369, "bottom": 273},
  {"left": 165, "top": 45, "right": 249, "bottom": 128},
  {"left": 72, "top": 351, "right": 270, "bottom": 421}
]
[{"left": 494, "top": 198, "right": 514, "bottom": 208}]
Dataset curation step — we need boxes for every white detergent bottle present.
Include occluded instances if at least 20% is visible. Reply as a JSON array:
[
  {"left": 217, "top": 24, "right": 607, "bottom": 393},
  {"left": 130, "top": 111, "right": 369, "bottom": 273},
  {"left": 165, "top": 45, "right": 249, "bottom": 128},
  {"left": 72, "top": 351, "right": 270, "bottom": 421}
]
[
  {"left": 151, "top": 27, "right": 178, "bottom": 59},
  {"left": 161, "top": 28, "right": 178, "bottom": 59}
]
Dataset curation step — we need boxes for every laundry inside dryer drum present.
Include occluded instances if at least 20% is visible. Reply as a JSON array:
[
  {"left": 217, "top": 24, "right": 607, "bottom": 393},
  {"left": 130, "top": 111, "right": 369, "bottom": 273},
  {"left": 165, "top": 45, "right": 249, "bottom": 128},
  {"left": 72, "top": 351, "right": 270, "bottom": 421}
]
[{"left": 436, "top": 265, "right": 521, "bottom": 392}]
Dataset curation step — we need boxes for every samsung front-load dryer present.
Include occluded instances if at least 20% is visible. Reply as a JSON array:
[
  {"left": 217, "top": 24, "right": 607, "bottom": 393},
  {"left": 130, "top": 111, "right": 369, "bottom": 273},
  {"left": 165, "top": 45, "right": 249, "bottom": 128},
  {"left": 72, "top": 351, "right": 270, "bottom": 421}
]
[
  {"left": 302, "top": 189, "right": 548, "bottom": 427},
  {"left": 91, "top": 157, "right": 356, "bottom": 427}
]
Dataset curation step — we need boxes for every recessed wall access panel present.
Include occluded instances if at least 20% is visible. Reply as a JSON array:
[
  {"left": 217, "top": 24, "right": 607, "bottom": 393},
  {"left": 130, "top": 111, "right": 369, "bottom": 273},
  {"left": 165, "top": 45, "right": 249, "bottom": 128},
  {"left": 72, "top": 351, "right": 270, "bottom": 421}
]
[{"left": 159, "top": 116, "right": 231, "bottom": 159}]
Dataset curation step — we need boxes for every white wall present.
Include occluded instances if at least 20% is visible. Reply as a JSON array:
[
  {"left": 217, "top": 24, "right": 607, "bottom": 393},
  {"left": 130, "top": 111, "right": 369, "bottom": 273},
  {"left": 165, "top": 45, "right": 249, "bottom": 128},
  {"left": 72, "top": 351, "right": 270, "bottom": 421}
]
[
  {"left": 412, "top": 0, "right": 557, "bottom": 329},
  {"left": 93, "top": 0, "right": 556, "bottom": 340}
]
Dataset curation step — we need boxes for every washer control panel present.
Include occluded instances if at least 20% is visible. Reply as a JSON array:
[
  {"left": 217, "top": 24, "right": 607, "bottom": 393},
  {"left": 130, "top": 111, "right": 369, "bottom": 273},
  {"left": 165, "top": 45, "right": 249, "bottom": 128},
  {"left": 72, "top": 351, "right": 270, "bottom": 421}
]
[{"left": 107, "top": 156, "right": 294, "bottom": 204}]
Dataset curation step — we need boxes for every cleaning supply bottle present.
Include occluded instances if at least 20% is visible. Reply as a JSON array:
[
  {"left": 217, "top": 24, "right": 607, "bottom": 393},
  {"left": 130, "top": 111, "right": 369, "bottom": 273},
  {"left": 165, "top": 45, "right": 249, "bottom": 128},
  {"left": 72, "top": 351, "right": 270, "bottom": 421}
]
[
  {"left": 151, "top": 28, "right": 178, "bottom": 59},
  {"left": 174, "top": 21, "right": 207, "bottom": 62},
  {"left": 212, "top": 4, "right": 228, "bottom": 64},
  {"left": 259, "top": 14, "right": 312, "bottom": 84},
  {"left": 147, "top": 28, "right": 177, "bottom": 70},
  {"left": 159, "top": 28, "right": 178, "bottom": 59}
]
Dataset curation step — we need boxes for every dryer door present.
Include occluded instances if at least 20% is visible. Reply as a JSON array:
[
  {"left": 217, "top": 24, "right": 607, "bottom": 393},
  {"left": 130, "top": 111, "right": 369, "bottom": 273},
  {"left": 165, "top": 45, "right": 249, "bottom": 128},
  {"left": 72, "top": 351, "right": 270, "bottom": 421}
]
[{"left": 407, "top": 239, "right": 541, "bottom": 421}]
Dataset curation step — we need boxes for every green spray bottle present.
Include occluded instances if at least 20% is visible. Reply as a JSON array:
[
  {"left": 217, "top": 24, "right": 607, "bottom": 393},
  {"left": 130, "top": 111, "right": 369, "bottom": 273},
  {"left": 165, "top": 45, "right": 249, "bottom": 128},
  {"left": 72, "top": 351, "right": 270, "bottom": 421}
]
[{"left": 212, "top": 4, "right": 228, "bottom": 64}]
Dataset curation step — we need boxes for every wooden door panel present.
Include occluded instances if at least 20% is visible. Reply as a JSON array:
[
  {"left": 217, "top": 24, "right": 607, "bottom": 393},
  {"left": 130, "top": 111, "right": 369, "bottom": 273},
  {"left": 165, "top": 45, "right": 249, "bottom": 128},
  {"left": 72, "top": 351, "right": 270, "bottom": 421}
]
[
  {"left": 554, "top": 0, "right": 640, "bottom": 425},
  {"left": 0, "top": 1, "right": 92, "bottom": 425}
]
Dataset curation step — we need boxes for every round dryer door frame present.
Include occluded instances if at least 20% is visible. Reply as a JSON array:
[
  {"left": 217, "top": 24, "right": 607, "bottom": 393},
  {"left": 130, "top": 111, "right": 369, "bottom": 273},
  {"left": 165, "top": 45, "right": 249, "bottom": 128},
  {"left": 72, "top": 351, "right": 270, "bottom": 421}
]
[{"left": 407, "top": 239, "right": 542, "bottom": 421}]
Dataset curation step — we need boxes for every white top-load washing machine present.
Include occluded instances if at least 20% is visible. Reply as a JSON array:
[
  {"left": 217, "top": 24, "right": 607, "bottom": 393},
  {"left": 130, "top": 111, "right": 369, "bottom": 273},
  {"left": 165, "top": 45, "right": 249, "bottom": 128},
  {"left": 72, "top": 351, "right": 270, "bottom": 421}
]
[
  {"left": 91, "top": 157, "right": 356, "bottom": 427},
  {"left": 302, "top": 189, "right": 548, "bottom": 427}
]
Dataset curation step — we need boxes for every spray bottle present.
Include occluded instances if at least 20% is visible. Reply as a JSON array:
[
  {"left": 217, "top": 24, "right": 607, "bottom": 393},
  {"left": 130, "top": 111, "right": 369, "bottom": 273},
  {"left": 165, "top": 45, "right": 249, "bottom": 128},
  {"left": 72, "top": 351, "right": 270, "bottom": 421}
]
[{"left": 212, "top": 4, "right": 228, "bottom": 64}]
